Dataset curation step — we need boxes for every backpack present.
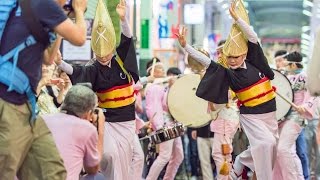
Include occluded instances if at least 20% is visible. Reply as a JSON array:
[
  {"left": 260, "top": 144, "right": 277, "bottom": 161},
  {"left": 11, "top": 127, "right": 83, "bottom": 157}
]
[{"left": 0, "top": 0, "right": 52, "bottom": 122}]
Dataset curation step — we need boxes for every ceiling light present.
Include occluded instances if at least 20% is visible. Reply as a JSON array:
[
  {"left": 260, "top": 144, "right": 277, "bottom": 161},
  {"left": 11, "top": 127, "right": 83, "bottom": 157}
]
[
  {"left": 301, "top": 33, "right": 311, "bottom": 40},
  {"left": 303, "top": 10, "right": 312, "bottom": 16},
  {"left": 301, "top": 39, "right": 310, "bottom": 45},
  {"left": 302, "top": 26, "right": 310, "bottom": 32},
  {"left": 301, "top": 49, "right": 309, "bottom": 56},
  {"left": 303, "top": 0, "right": 314, "bottom": 7}
]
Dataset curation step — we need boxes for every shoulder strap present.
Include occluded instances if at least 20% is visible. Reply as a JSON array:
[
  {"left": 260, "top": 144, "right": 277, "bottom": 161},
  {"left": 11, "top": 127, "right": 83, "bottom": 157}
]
[
  {"left": 115, "top": 56, "right": 132, "bottom": 83},
  {"left": 19, "top": 0, "right": 50, "bottom": 47}
]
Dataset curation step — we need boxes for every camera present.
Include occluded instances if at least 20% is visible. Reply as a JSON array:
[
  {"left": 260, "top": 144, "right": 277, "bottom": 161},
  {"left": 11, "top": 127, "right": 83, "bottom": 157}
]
[
  {"left": 93, "top": 108, "right": 99, "bottom": 115},
  {"left": 91, "top": 108, "right": 100, "bottom": 132},
  {"left": 63, "top": 0, "right": 73, "bottom": 11}
]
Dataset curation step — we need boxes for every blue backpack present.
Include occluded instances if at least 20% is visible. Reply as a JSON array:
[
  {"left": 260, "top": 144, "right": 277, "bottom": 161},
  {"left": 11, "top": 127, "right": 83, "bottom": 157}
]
[{"left": 0, "top": 0, "right": 52, "bottom": 122}]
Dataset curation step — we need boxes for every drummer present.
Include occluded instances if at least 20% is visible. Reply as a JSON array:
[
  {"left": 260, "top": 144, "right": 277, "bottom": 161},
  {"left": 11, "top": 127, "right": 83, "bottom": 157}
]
[
  {"left": 272, "top": 51, "right": 314, "bottom": 179},
  {"left": 144, "top": 58, "right": 184, "bottom": 180}
]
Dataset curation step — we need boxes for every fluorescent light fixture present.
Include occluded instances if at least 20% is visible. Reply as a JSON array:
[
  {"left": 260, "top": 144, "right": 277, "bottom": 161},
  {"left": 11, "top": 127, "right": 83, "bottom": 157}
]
[
  {"left": 301, "top": 49, "right": 309, "bottom": 55},
  {"left": 218, "top": 0, "right": 224, "bottom": 3},
  {"left": 301, "top": 33, "right": 311, "bottom": 40},
  {"left": 302, "top": 26, "right": 310, "bottom": 32},
  {"left": 303, "top": 0, "right": 314, "bottom": 7},
  {"left": 301, "top": 39, "right": 310, "bottom": 45},
  {"left": 303, "top": 10, "right": 312, "bottom": 16}
]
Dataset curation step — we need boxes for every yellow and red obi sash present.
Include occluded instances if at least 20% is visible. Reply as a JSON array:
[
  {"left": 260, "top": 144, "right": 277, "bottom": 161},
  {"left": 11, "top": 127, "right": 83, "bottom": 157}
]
[
  {"left": 96, "top": 82, "right": 135, "bottom": 108},
  {"left": 235, "top": 77, "right": 275, "bottom": 107},
  {"left": 96, "top": 57, "right": 135, "bottom": 108}
]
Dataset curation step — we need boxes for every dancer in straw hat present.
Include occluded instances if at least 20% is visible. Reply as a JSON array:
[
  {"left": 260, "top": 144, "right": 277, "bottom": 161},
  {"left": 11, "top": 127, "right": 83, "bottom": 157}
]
[
  {"left": 176, "top": 1, "right": 280, "bottom": 179},
  {"left": 56, "top": 0, "right": 139, "bottom": 179}
]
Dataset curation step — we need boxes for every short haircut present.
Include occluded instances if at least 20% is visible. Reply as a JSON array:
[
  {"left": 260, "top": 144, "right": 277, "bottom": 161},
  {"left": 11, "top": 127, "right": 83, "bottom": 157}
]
[
  {"left": 61, "top": 85, "right": 97, "bottom": 117},
  {"left": 274, "top": 50, "right": 287, "bottom": 58},
  {"left": 218, "top": 40, "right": 226, "bottom": 47},
  {"left": 167, "top": 67, "right": 181, "bottom": 76},
  {"left": 285, "top": 51, "right": 302, "bottom": 62}
]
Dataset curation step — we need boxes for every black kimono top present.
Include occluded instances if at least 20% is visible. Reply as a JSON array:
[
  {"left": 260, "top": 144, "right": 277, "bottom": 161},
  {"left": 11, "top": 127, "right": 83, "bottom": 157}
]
[
  {"left": 196, "top": 42, "right": 276, "bottom": 114},
  {"left": 69, "top": 34, "right": 139, "bottom": 122}
]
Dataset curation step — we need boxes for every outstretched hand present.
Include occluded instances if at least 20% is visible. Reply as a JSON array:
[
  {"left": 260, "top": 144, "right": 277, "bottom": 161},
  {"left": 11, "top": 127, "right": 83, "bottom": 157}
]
[
  {"left": 175, "top": 26, "right": 187, "bottom": 48},
  {"left": 294, "top": 105, "right": 306, "bottom": 115},
  {"left": 229, "top": 0, "right": 239, "bottom": 21},
  {"left": 116, "top": 0, "right": 127, "bottom": 22}
]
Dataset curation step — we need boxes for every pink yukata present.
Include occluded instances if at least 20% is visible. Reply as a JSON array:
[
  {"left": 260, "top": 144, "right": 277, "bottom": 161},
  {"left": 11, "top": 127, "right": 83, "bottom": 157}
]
[
  {"left": 210, "top": 102, "right": 239, "bottom": 180},
  {"left": 145, "top": 83, "right": 184, "bottom": 180},
  {"left": 130, "top": 82, "right": 145, "bottom": 180},
  {"left": 273, "top": 72, "right": 314, "bottom": 180}
]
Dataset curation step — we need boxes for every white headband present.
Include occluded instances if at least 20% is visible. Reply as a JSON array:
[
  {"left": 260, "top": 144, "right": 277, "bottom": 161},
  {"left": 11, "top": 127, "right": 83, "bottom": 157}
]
[
  {"left": 274, "top": 53, "right": 289, "bottom": 60},
  {"left": 146, "top": 62, "right": 164, "bottom": 73}
]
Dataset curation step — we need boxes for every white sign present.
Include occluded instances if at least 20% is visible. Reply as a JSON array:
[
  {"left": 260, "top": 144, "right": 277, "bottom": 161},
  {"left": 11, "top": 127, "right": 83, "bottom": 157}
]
[
  {"left": 62, "top": 39, "right": 92, "bottom": 61},
  {"left": 184, "top": 4, "right": 204, "bottom": 25}
]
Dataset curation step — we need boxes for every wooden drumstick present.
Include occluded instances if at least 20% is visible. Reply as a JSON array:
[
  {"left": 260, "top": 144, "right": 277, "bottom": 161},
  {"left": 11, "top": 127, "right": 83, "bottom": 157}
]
[
  {"left": 150, "top": 58, "right": 157, "bottom": 77},
  {"left": 275, "top": 91, "right": 299, "bottom": 109}
]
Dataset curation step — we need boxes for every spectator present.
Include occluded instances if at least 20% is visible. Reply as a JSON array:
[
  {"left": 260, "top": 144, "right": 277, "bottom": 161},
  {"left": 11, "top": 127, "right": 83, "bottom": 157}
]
[
  {"left": 42, "top": 85, "right": 105, "bottom": 179},
  {"left": 0, "top": 0, "right": 88, "bottom": 179}
]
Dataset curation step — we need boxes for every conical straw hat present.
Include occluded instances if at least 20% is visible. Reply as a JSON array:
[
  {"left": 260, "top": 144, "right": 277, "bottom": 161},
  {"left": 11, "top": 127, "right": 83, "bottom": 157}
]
[
  {"left": 91, "top": 0, "right": 116, "bottom": 57},
  {"left": 235, "top": 0, "right": 249, "bottom": 24},
  {"left": 223, "top": 0, "right": 250, "bottom": 57},
  {"left": 223, "top": 25, "right": 248, "bottom": 57},
  {"left": 217, "top": 53, "right": 228, "bottom": 68},
  {"left": 188, "top": 47, "right": 209, "bottom": 74}
]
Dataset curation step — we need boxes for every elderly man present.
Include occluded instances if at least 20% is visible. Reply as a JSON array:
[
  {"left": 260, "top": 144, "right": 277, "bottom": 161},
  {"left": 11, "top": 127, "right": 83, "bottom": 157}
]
[{"left": 42, "top": 84, "right": 105, "bottom": 180}]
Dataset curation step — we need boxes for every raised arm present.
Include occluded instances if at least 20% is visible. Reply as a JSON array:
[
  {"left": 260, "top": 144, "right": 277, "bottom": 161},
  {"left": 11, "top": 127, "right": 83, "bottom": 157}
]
[
  {"left": 43, "top": 36, "right": 63, "bottom": 65},
  {"left": 307, "top": 28, "right": 320, "bottom": 96},
  {"left": 56, "top": 59, "right": 74, "bottom": 75},
  {"left": 185, "top": 44, "right": 212, "bottom": 69},
  {"left": 229, "top": 1, "right": 258, "bottom": 44},
  {"left": 117, "top": 0, "right": 132, "bottom": 38},
  {"left": 236, "top": 19, "right": 258, "bottom": 44},
  {"left": 176, "top": 26, "right": 212, "bottom": 69}
]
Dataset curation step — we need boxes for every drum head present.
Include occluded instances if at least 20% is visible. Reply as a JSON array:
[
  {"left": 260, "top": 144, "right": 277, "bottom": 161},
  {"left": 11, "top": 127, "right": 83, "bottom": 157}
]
[
  {"left": 168, "top": 74, "right": 211, "bottom": 128},
  {"left": 271, "top": 69, "right": 294, "bottom": 120}
]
